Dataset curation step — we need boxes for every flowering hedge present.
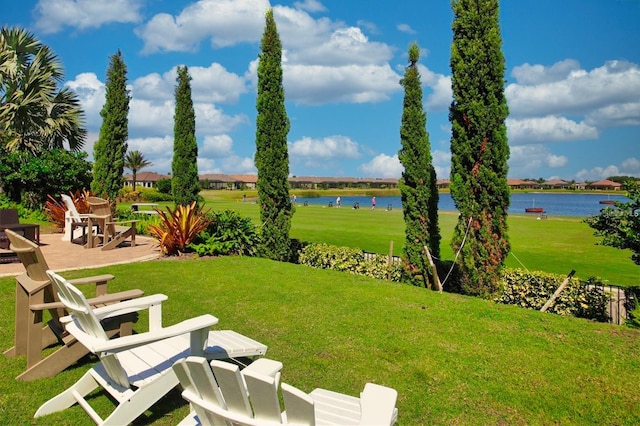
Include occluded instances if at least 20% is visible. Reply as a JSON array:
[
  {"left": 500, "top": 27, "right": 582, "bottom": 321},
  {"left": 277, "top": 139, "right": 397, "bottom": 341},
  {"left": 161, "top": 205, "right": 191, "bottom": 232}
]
[
  {"left": 497, "top": 269, "right": 610, "bottom": 321},
  {"left": 298, "top": 243, "right": 404, "bottom": 281}
]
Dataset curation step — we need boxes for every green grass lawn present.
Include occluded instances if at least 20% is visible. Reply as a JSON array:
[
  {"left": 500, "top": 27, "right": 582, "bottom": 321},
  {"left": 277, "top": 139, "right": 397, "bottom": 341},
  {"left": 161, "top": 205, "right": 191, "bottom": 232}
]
[
  {"left": 1, "top": 258, "right": 638, "bottom": 425},
  {"left": 197, "top": 190, "right": 638, "bottom": 286}
]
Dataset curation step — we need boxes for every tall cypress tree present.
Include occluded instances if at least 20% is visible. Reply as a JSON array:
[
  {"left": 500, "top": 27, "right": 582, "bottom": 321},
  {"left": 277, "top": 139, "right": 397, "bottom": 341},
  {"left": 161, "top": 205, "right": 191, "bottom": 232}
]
[
  {"left": 449, "top": 0, "right": 510, "bottom": 297},
  {"left": 172, "top": 65, "right": 200, "bottom": 206},
  {"left": 255, "top": 8, "right": 293, "bottom": 262},
  {"left": 398, "top": 42, "right": 440, "bottom": 288},
  {"left": 92, "top": 50, "right": 129, "bottom": 199}
]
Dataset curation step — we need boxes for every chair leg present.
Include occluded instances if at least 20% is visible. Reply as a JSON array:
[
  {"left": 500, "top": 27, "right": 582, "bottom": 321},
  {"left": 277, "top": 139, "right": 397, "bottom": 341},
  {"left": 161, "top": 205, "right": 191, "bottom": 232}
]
[
  {"left": 34, "top": 371, "right": 100, "bottom": 418},
  {"left": 101, "top": 369, "right": 179, "bottom": 426}
]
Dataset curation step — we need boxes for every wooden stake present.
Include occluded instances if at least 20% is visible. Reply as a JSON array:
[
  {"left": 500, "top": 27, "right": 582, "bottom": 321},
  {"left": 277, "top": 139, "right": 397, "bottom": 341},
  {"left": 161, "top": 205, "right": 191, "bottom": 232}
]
[
  {"left": 540, "top": 270, "right": 576, "bottom": 312},
  {"left": 387, "top": 241, "right": 394, "bottom": 280},
  {"left": 424, "top": 245, "right": 443, "bottom": 292}
]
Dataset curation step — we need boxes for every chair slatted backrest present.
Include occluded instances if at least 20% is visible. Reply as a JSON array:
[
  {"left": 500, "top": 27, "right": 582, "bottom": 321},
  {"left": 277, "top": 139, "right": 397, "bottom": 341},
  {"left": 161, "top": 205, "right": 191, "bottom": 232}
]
[
  {"left": 5, "top": 229, "right": 49, "bottom": 282},
  {"left": 209, "top": 360, "right": 253, "bottom": 417},
  {"left": 61, "top": 194, "right": 83, "bottom": 223},
  {"left": 87, "top": 196, "right": 116, "bottom": 236},
  {"left": 46, "top": 270, "right": 130, "bottom": 388},
  {"left": 173, "top": 357, "right": 228, "bottom": 426},
  {"left": 243, "top": 369, "right": 283, "bottom": 423},
  {"left": 281, "top": 383, "right": 315, "bottom": 426}
]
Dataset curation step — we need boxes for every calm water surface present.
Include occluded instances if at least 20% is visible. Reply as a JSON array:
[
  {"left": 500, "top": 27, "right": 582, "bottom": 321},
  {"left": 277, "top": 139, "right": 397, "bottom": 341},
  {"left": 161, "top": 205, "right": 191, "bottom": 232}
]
[{"left": 297, "top": 192, "right": 629, "bottom": 217}]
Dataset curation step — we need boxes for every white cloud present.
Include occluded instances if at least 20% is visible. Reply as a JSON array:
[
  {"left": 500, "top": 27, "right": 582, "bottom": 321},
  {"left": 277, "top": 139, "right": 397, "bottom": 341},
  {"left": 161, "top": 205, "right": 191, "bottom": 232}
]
[
  {"left": 397, "top": 23, "right": 416, "bottom": 34},
  {"left": 65, "top": 73, "right": 105, "bottom": 128},
  {"left": 195, "top": 104, "right": 248, "bottom": 135},
  {"left": 506, "top": 60, "right": 640, "bottom": 118},
  {"left": 293, "top": 0, "right": 326, "bottom": 12},
  {"left": 576, "top": 165, "right": 622, "bottom": 181},
  {"left": 285, "top": 64, "right": 401, "bottom": 104},
  {"left": 509, "top": 145, "right": 569, "bottom": 176},
  {"left": 34, "top": 0, "right": 143, "bottom": 33},
  {"left": 290, "top": 136, "right": 361, "bottom": 159},
  {"left": 136, "top": 0, "right": 269, "bottom": 53},
  {"left": 418, "top": 65, "right": 452, "bottom": 110},
  {"left": 201, "top": 134, "right": 234, "bottom": 157},
  {"left": 510, "top": 59, "right": 581, "bottom": 85},
  {"left": 621, "top": 157, "right": 640, "bottom": 175},
  {"left": 507, "top": 116, "right": 599, "bottom": 144},
  {"left": 126, "top": 136, "right": 174, "bottom": 173},
  {"left": 432, "top": 150, "right": 451, "bottom": 180},
  {"left": 358, "top": 154, "right": 402, "bottom": 178},
  {"left": 220, "top": 156, "right": 256, "bottom": 174},
  {"left": 586, "top": 102, "right": 640, "bottom": 127},
  {"left": 129, "top": 99, "right": 175, "bottom": 135}
]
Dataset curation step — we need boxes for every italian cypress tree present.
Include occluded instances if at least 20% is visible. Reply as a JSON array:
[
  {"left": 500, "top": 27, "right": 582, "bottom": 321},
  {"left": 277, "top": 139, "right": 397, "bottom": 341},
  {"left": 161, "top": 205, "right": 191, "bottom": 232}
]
[
  {"left": 172, "top": 65, "right": 200, "bottom": 206},
  {"left": 449, "top": 0, "right": 510, "bottom": 297},
  {"left": 398, "top": 42, "right": 440, "bottom": 288},
  {"left": 92, "top": 50, "right": 129, "bottom": 199},
  {"left": 255, "top": 8, "right": 293, "bottom": 262}
]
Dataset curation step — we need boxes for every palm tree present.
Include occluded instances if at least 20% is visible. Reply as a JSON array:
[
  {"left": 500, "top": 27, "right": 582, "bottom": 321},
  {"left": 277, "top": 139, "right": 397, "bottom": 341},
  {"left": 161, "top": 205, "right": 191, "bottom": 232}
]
[
  {"left": 124, "top": 150, "right": 152, "bottom": 190},
  {"left": 0, "top": 26, "right": 86, "bottom": 154}
]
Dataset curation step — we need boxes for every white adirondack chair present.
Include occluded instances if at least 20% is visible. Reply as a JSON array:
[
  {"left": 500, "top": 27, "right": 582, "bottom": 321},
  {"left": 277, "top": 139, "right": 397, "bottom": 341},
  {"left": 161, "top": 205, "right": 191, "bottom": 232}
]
[
  {"left": 173, "top": 357, "right": 399, "bottom": 425},
  {"left": 61, "top": 193, "right": 93, "bottom": 242},
  {"left": 35, "top": 271, "right": 268, "bottom": 425}
]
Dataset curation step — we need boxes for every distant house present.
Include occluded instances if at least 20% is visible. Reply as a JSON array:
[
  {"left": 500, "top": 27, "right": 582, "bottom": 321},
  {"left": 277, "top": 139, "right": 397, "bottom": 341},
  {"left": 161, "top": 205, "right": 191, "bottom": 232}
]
[
  {"left": 544, "top": 179, "right": 569, "bottom": 189},
  {"left": 199, "top": 174, "right": 238, "bottom": 190},
  {"left": 230, "top": 174, "right": 258, "bottom": 190},
  {"left": 587, "top": 179, "right": 623, "bottom": 191},
  {"left": 124, "top": 171, "right": 170, "bottom": 189},
  {"left": 437, "top": 179, "right": 450, "bottom": 189}
]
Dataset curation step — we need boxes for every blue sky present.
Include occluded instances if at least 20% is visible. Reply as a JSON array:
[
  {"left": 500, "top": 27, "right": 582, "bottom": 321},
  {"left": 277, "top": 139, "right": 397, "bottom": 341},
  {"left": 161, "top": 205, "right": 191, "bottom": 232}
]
[{"left": 4, "top": 0, "right": 640, "bottom": 181}]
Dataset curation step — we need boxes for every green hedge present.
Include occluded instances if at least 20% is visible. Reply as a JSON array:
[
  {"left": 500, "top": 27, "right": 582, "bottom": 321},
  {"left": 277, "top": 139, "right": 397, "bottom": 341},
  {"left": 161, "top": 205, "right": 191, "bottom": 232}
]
[
  {"left": 298, "top": 243, "right": 405, "bottom": 281},
  {"left": 497, "top": 269, "right": 610, "bottom": 321}
]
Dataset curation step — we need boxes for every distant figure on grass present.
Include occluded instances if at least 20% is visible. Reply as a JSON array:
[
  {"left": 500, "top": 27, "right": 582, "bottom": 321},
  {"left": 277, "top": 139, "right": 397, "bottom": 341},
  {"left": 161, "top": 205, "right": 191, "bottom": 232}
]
[
  {"left": 336, "top": 196, "right": 341, "bottom": 207},
  {"left": 371, "top": 196, "right": 376, "bottom": 209}
]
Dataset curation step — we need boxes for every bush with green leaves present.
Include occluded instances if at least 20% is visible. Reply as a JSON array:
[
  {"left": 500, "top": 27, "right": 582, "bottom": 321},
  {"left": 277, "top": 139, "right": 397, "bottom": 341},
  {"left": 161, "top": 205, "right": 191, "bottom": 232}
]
[
  {"left": 115, "top": 208, "right": 160, "bottom": 236},
  {"left": 0, "top": 148, "right": 92, "bottom": 209},
  {"left": 497, "top": 269, "right": 609, "bottom": 321},
  {"left": 155, "top": 178, "right": 172, "bottom": 194},
  {"left": 298, "top": 243, "right": 405, "bottom": 281},
  {"left": 189, "top": 210, "right": 260, "bottom": 257}
]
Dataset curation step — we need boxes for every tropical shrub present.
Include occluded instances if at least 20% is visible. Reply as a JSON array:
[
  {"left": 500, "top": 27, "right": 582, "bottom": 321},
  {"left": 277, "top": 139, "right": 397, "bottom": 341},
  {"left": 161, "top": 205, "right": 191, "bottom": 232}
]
[
  {"left": 497, "top": 269, "right": 609, "bottom": 321},
  {"left": 189, "top": 210, "right": 260, "bottom": 257},
  {"left": 147, "top": 202, "right": 212, "bottom": 255},
  {"left": 155, "top": 178, "right": 172, "bottom": 194},
  {"left": 115, "top": 208, "right": 160, "bottom": 236}
]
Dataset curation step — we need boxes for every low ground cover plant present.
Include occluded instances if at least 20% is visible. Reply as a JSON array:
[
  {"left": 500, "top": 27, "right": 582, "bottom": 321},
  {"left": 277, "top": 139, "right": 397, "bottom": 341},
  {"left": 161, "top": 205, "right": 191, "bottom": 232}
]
[{"left": 299, "top": 242, "right": 405, "bottom": 281}]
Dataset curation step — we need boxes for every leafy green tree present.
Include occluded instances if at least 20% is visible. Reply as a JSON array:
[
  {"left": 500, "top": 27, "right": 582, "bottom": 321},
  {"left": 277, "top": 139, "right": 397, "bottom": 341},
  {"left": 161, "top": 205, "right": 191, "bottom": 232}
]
[
  {"left": 0, "top": 146, "right": 91, "bottom": 208},
  {"left": 0, "top": 26, "right": 87, "bottom": 154},
  {"left": 255, "top": 8, "right": 293, "bottom": 262},
  {"left": 585, "top": 181, "right": 640, "bottom": 265},
  {"left": 92, "top": 50, "right": 129, "bottom": 200},
  {"left": 172, "top": 66, "right": 200, "bottom": 206},
  {"left": 449, "top": 0, "right": 510, "bottom": 297},
  {"left": 398, "top": 42, "right": 440, "bottom": 288},
  {"left": 124, "top": 150, "right": 152, "bottom": 190}
]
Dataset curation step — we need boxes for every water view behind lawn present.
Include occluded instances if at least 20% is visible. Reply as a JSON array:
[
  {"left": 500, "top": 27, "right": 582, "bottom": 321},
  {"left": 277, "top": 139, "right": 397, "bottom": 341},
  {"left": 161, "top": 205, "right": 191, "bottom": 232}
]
[{"left": 297, "top": 192, "right": 629, "bottom": 217}]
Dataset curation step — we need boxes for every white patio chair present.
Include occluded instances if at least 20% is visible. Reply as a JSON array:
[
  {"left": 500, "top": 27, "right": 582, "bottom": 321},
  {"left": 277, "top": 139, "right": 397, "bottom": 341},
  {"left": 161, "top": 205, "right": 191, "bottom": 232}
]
[
  {"left": 60, "top": 193, "right": 93, "bottom": 243},
  {"left": 35, "top": 271, "right": 268, "bottom": 425},
  {"left": 173, "top": 356, "right": 399, "bottom": 425}
]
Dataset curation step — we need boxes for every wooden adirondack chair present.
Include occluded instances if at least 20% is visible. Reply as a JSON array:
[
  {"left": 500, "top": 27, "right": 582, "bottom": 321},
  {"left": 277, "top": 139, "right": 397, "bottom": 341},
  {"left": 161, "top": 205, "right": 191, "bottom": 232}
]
[
  {"left": 35, "top": 271, "right": 268, "bottom": 425},
  {"left": 173, "top": 357, "right": 399, "bottom": 425},
  {"left": 86, "top": 196, "right": 138, "bottom": 250},
  {"left": 3, "top": 229, "right": 144, "bottom": 381}
]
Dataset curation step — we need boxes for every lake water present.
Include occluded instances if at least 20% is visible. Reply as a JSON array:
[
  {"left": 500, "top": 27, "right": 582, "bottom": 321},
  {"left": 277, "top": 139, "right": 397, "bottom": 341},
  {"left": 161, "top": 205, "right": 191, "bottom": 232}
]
[{"left": 296, "top": 192, "right": 629, "bottom": 217}]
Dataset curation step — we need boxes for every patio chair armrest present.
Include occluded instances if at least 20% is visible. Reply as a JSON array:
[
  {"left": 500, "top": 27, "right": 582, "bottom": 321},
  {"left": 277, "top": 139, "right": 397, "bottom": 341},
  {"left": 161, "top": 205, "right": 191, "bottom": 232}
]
[
  {"left": 67, "top": 274, "right": 115, "bottom": 286},
  {"left": 359, "top": 383, "right": 398, "bottom": 425},
  {"left": 90, "top": 294, "right": 168, "bottom": 319},
  {"left": 68, "top": 314, "right": 219, "bottom": 353}
]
